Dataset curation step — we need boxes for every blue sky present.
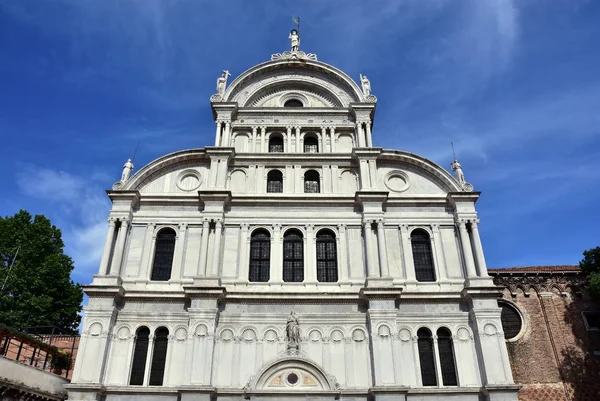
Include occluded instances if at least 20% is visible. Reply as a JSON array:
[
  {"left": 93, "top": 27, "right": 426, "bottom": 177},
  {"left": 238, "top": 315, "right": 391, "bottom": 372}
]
[{"left": 1, "top": 0, "right": 599, "bottom": 285}]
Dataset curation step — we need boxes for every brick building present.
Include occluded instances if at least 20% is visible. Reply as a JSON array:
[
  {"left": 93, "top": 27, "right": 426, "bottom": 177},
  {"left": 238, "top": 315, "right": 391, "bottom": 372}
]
[{"left": 490, "top": 266, "right": 600, "bottom": 401}]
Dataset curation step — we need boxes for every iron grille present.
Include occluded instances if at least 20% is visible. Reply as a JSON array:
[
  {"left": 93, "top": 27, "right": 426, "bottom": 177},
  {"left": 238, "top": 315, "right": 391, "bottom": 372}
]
[
  {"left": 499, "top": 301, "right": 522, "bottom": 339},
  {"left": 249, "top": 231, "right": 271, "bottom": 282},
  {"left": 437, "top": 328, "right": 458, "bottom": 386},
  {"left": 283, "top": 231, "right": 304, "bottom": 282},
  {"left": 151, "top": 229, "right": 176, "bottom": 281},
  {"left": 316, "top": 231, "right": 338, "bottom": 282},
  {"left": 417, "top": 329, "right": 437, "bottom": 386},
  {"left": 412, "top": 231, "right": 435, "bottom": 282},
  {"left": 304, "top": 137, "right": 319, "bottom": 153},
  {"left": 304, "top": 170, "right": 320, "bottom": 193},
  {"left": 129, "top": 327, "right": 150, "bottom": 385},
  {"left": 267, "top": 170, "right": 283, "bottom": 193},
  {"left": 269, "top": 137, "right": 284, "bottom": 153},
  {"left": 149, "top": 327, "right": 169, "bottom": 386}
]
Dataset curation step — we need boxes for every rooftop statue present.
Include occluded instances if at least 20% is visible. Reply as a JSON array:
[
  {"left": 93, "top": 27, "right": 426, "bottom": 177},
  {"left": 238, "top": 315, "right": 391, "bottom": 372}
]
[
  {"left": 121, "top": 159, "right": 134, "bottom": 182},
  {"left": 450, "top": 159, "right": 465, "bottom": 185},
  {"left": 216, "top": 70, "right": 231, "bottom": 95},
  {"left": 289, "top": 29, "right": 300, "bottom": 52},
  {"left": 360, "top": 74, "right": 371, "bottom": 96}
]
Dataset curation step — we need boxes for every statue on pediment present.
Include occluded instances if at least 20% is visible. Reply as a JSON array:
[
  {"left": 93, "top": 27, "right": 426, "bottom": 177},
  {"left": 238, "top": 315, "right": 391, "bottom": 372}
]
[
  {"left": 289, "top": 29, "right": 300, "bottom": 52},
  {"left": 121, "top": 159, "right": 134, "bottom": 182}
]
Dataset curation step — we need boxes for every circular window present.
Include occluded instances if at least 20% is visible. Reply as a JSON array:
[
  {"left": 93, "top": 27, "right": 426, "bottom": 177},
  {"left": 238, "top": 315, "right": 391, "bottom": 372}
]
[
  {"left": 384, "top": 170, "right": 410, "bottom": 193},
  {"left": 176, "top": 170, "right": 202, "bottom": 191},
  {"left": 287, "top": 372, "right": 299, "bottom": 385},
  {"left": 499, "top": 300, "right": 523, "bottom": 340}
]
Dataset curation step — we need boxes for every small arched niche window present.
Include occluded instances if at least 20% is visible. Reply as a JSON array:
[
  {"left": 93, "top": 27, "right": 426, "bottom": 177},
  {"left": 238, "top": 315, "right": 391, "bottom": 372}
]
[
  {"left": 411, "top": 229, "right": 435, "bottom": 282},
  {"left": 316, "top": 229, "right": 338, "bottom": 282},
  {"left": 249, "top": 229, "right": 271, "bottom": 282},
  {"left": 304, "top": 170, "right": 320, "bottom": 193},
  {"left": 284, "top": 99, "right": 303, "bottom": 108},
  {"left": 129, "top": 327, "right": 150, "bottom": 385},
  {"left": 267, "top": 170, "right": 283, "bottom": 193},
  {"left": 499, "top": 300, "right": 523, "bottom": 340},
  {"left": 151, "top": 228, "right": 176, "bottom": 281},
  {"left": 283, "top": 229, "right": 304, "bottom": 282},
  {"left": 149, "top": 327, "right": 169, "bottom": 386},
  {"left": 269, "top": 134, "right": 284, "bottom": 153},
  {"left": 417, "top": 328, "right": 437, "bottom": 386},
  {"left": 304, "top": 135, "right": 319, "bottom": 153},
  {"left": 437, "top": 328, "right": 458, "bottom": 386}
]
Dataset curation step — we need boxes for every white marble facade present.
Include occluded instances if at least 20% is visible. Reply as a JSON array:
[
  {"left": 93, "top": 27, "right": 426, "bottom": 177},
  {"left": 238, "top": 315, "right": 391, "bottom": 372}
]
[{"left": 66, "top": 46, "right": 519, "bottom": 401}]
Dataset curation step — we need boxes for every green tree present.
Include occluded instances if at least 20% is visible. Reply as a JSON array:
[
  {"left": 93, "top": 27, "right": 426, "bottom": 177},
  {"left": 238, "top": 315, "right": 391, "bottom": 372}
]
[
  {"left": 0, "top": 210, "right": 83, "bottom": 333},
  {"left": 579, "top": 246, "right": 600, "bottom": 300}
]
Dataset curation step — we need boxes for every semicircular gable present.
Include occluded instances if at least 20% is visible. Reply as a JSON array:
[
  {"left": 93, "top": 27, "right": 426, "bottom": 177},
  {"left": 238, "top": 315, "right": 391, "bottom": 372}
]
[
  {"left": 121, "top": 149, "right": 209, "bottom": 192},
  {"left": 246, "top": 82, "right": 341, "bottom": 108},
  {"left": 223, "top": 59, "right": 364, "bottom": 107}
]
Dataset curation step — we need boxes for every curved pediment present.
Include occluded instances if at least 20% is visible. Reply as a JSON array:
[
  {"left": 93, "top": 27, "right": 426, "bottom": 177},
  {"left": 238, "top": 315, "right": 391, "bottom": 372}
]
[
  {"left": 246, "top": 356, "right": 339, "bottom": 391},
  {"left": 222, "top": 58, "right": 366, "bottom": 108}
]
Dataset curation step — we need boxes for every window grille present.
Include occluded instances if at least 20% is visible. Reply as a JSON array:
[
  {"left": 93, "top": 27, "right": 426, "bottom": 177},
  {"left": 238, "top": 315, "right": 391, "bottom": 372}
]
[
  {"left": 283, "top": 230, "right": 304, "bottom": 282},
  {"left": 411, "top": 230, "right": 435, "bottom": 282},
  {"left": 284, "top": 99, "right": 303, "bottom": 108},
  {"left": 249, "top": 230, "right": 271, "bottom": 282},
  {"left": 304, "top": 170, "right": 320, "bottom": 193},
  {"left": 269, "top": 136, "right": 284, "bottom": 153},
  {"left": 316, "top": 230, "right": 338, "bottom": 282},
  {"left": 304, "top": 136, "right": 318, "bottom": 153},
  {"left": 417, "top": 328, "right": 437, "bottom": 386},
  {"left": 151, "top": 228, "right": 176, "bottom": 281},
  {"left": 129, "top": 327, "right": 150, "bottom": 385},
  {"left": 437, "top": 328, "right": 458, "bottom": 386},
  {"left": 499, "top": 301, "right": 523, "bottom": 339},
  {"left": 149, "top": 327, "right": 169, "bottom": 386},
  {"left": 267, "top": 170, "right": 283, "bottom": 193}
]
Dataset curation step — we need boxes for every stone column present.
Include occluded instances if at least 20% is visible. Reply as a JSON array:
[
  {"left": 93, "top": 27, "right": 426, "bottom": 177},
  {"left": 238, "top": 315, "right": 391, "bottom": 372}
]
[
  {"left": 215, "top": 121, "right": 223, "bottom": 146},
  {"left": 270, "top": 224, "right": 282, "bottom": 283},
  {"left": 286, "top": 126, "right": 292, "bottom": 153},
  {"left": 458, "top": 221, "right": 477, "bottom": 278},
  {"left": 330, "top": 127, "right": 336, "bottom": 152},
  {"left": 239, "top": 223, "right": 250, "bottom": 281},
  {"left": 222, "top": 122, "right": 231, "bottom": 147},
  {"left": 432, "top": 335, "right": 444, "bottom": 386},
  {"left": 198, "top": 219, "right": 210, "bottom": 276},
  {"left": 98, "top": 218, "right": 117, "bottom": 275},
  {"left": 217, "top": 158, "right": 228, "bottom": 188},
  {"left": 376, "top": 219, "right": 389, "bottom": 277},
  {"left": 400, "top": 225, "right": 416, "bottom": 281},
  {"left": 139, "top": 223, "right": 156, "bottom": 279},
  {"left": 364, "top": 220, "right": 377, "bottom": 278},
  {"left": 171, "top": 223, "right": 187, "bottom": 280},
  {"left": 320, "top": 127, "right": 326, "bottom": 152},
  {"left": 431, "top": 224, "right": 447, "bottom": 280},
  {"left": 356, "top": 122, "right": 365, "bottom": 147},
  {"left": 469, "top": 220, "right": 489, "bottom": 277},
  {"left": 368, "top": 159, "right": 377, "bottom": 188},
  {"left": 251, "top": 126, "right": 257, "bottom": 153},
  {"left": 210, "top": 220, "right": 223, "bottom": 276},
  {"left": 365, "top": 121, "right": 373, "bottom": 147},
  {"left": 109, "top": 218, "right": 129, "bottom": 275},
  {"left": 359, "top": 159, "right": 370, "bottom": 189},
  {"left": 260, "top": 127, "right": 267, "bottom": 152},
  {"left": 338, "top": 224, "right": 348, "bottom": 281},
  {"left": 295, "top": 127, "right": 302, "bottom": 153},
  {"left": 305, "top": 224, "right": 316, "bottom": 282}
]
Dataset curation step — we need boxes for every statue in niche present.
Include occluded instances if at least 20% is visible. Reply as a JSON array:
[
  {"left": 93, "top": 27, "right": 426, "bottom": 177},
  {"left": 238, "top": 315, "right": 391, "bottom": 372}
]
[
  {"left": 360, "top": 74, "right": 371, "bottom": 96},
  {"left": 289, "top": 29, "right": 300, "bottom": 52},
  {"left": 286, "top": 311, "right": 300, "bottom": 350},
  {"left": 451, "top": 159, "right": 465, "bottom": 185},
  {"left": 121, "top": 159, "right": 134, "bottom": 182},
  {"left": 216, "top": 70, "right": 231, "bottom": 95}
]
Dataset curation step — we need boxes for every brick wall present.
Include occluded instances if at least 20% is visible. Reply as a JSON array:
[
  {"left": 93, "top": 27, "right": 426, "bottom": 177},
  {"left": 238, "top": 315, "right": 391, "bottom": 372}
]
[{"left": 491, "top": 267, "right": 600, "bottom": 401}]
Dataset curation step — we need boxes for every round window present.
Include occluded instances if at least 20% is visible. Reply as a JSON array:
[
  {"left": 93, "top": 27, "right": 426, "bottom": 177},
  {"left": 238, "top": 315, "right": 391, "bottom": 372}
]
[
  {"left": 498, "top": 300, "right": 523, "bottom": 340},
  {"left": 287, "top": 372, "right": 299, "bottom": 385}
]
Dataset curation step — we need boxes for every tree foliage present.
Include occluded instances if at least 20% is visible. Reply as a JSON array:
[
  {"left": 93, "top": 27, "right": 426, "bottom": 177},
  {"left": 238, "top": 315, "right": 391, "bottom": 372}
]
[
  {"left": 579, "top": 246, "right": 600, "bottom": 300},
  {"left": 0, "top": 210, "right": 83, "bottom": 333}
]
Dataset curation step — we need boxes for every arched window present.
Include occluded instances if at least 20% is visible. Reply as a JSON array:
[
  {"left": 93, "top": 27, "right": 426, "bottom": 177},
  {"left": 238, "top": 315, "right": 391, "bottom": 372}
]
[
  {"left": 417, "top": 328, "right": 437, "bottom": 386},
  {"left": 151, "top": 228, "right": 176, "bottom": 281},
  {"left": 437, "top": 328, "right": 458, "bottom": 386},
  {"left": 283, "top": 229, "right": 304, "bottom": 282},
  {"left": 304, "top": 170, "right": 320, "bottom": 193},
  {"left": 499, "top": 301, "right": 523, "bottom": 340},
  {"left": 149, "top": 327, "right": 169, "bottom": 386},
  {"left": 284, "top": 99, "right": 303, "bottom": 108},
  {"left": 316, "top": 229, "right": 338, "bottom": 282},
  {"left": 304, "top": 136, "right": 318, "bottom": 153},
  {"left": 129, "top": 327, "right": 150, "bottom": 385},
  {"left": 249, "top": 229, "right": 271, "bottom": 282},
  {"left": 267, "top": 170, "right": 283, "bottom": 193},
  {"left": 269, "top": 135, "right": 284, "bottom": 153},
  {"left": 411, "top": 229, "right": 435, "bottom": 282}
]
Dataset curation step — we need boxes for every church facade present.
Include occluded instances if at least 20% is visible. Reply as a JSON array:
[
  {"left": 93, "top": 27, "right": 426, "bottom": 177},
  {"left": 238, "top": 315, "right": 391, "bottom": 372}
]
[{"left": 66, "top": 35, "right": 519, "bottom": 401}]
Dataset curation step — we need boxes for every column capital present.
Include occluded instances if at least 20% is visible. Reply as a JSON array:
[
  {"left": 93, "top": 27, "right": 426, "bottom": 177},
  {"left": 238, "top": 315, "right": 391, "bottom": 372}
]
[
  {"left": 107, "top": 217, "right": 117, "bottom": 225},
  {"left": 338, "top": 223, "right": 347, "bottom": 232},
  {"left": 178, "top": 223, "right": 188, "bottom": 230},
  {"left": 376, "top": 218, "right": 385, "bottom": 225},
  {"left": 240, "top": 223, "right": 250, "bottom": 231},
  {"left": 273, "top": 223, "right": 282, "bottom": 232},
  {"left": 305, "top": 223, "right": 314, "bottom": 233}
]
